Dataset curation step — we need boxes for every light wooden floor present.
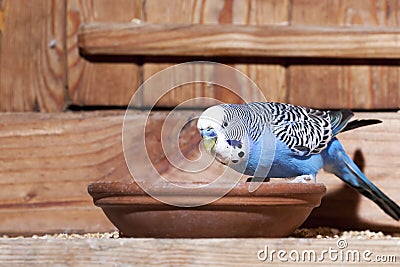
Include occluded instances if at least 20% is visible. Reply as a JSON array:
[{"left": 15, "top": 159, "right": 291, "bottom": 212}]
[{"left": 0, "top": 238, "right": 398, "bottom": 266}]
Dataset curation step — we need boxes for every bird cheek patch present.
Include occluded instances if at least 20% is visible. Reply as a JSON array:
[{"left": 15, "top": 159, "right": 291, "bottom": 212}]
[{"left": 226, "top": 139, "right": 242, "bottom": 148}]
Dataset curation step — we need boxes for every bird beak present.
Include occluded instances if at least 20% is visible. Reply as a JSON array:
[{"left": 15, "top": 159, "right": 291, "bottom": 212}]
[{"left": 203, "top": 137, "right": 217, "bottom": 153}]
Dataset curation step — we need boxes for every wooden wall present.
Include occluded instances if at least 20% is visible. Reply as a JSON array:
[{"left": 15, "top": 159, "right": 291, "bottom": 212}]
[
  {"left": 0, "top": 0, "right": 66, "bottom": 112},
  {"left": 0, "top": 0, "right": 399, "bottom": 235},
  {"left": 2, "top": 0, "right": 400, "bottom": 111}
]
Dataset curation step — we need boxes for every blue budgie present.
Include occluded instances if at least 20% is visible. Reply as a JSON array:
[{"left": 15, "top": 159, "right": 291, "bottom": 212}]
[{"left": 197, "top": 102, "right": 400, "bottom": 220}]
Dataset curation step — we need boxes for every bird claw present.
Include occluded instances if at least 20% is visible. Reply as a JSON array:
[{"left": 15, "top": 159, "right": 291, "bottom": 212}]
[{"left": 289, "top": 174, "right": 315, "bottom": 184}]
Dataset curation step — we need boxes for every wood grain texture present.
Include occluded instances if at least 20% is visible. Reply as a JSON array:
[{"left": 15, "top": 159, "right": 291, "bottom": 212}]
[
  {"left": 289, "top": 0, "right": 400, "bottom": 109},
  {"left": 142, "top": 0, "right": 224, "bottom": 108},
  {"left": 234, "top": 0, "right": 288, "bottom": 104},
  {"left": 0, "top": 110, "right": 203, "bottom": 235},
  {"left": 0, "top": 238, "right": 398, "bottom": 266},
  {"left": 140, "top": 0, "right": 289, "bottom": 108},
  {"left": 0, "top": 111, "right": 399, "bottom": 234},
  {"left": 0, "top": 112, "right": 126, "bottom": 234},
  {"left": 0, "top": 0, "right": 66, "bottom": 112},
  {"left": 79, "top": 23, "right": 400, "bottom": 58},
  {"left": 67, "top": 0, "right": 142, "bottom": 106}
]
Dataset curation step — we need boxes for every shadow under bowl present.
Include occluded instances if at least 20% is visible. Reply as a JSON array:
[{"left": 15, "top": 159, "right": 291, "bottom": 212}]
[{"left": 88, "top": 181, "right": 326, "bottom": 238}]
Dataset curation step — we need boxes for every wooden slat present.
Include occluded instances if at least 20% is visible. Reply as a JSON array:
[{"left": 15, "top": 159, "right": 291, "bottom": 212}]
[
  {"left": 233, "top": 0, "right": 289, "bottom": 104},
  {"left": 0, "top": 111, "right": 126, "bottom": 234},
  {"left": 0, "top": 112, "right": 399, "bottom": 234},
  {"left": 0, "top": 110, "right": 200, "bottom": 235},
  {"left": 0, "top": 238, "right": 399, "bottom": 266},
  {"left": 288, "top": 0, "right": 400, "bottom": 109},
  {"left": 0, "top": 0, "right": 66, "bottom": 112},
  {"left": 79, "top": 23, "right": 400, "bottom": 58},
  {"left": 141, "top": 0, "right": 235, "bottom": 108},
  {"left": 141, "top": 0, "right": 289, "bottom": 108},
  {"left": 67, "top": 0, "right": 142, "bottom": 106}
]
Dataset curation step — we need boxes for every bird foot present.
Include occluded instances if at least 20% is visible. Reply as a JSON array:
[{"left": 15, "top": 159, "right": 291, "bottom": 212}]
[{"left": 289, "top": 174, "right": 315, "bottom": 184}]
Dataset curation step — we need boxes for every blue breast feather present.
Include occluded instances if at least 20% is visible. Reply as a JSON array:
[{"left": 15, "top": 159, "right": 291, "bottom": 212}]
[{"left": 245, "top": 136, "right": 324, "bottom": 178}]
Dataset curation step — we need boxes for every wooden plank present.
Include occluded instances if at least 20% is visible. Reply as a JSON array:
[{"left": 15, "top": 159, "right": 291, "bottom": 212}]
[
  {"left": 67, "top": 0, "right": 142, "bottom": 106},
  {"left": 0, "top": 0, "right": 66, "bottom": 112},
  {"left": 0, "top": 110, "right": 201, "bottom": 235},
  {"left": 289, "top": 0, "right": 400, "bottom": 109},
  {"left": 141, "top": 0, "right": 222, "bottom": 108},
  {"left": 0, "top": 238, "right": 399, "bottom": 266},
  {"left": 79, "top": 23, "right": 400, "bottom": 58},
  {"left": 228, "top": 0, "right": 289, "bottom": 104},
  {"left": 140, "top": 0, "right": 289, "bottom": 108},
  {"left": 0, "top": 111, "right": 127, "bottom": 234},
  {"left": 0, "top": 112, "right": 399, "bottom": 234}
]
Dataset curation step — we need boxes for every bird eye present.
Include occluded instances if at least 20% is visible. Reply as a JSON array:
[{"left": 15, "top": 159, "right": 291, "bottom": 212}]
[{"left": 223, "top": 122, "right": 228, "bottom": 127}]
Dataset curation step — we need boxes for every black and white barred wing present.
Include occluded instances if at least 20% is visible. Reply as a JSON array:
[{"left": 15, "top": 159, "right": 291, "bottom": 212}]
[{"left": 256, "top": 102, "right": 333, "bottom": 156}]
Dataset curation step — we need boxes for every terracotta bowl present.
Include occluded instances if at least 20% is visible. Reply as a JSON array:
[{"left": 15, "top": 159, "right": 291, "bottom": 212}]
[{"left": 88, "top": 181, "right": 326, "bottom": 238}]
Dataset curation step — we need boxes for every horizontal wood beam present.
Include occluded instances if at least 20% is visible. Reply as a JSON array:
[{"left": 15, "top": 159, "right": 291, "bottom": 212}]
[
  {"left": 79, "top": 23, "right": 400, "bottom": 58},
  {"left": 0, "top": 238, "right": 398, "bottom": 266},
  {"left": 0, "top": 112, "right": 399, "bottom": 235}
]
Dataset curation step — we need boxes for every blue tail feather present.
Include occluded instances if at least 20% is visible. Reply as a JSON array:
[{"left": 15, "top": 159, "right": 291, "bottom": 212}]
[
  {"left": 323, "top": 139, "right": 400, "bottom": 221},
  {"left": 341, "top": 157, "right": 400, "bottom": 221}
]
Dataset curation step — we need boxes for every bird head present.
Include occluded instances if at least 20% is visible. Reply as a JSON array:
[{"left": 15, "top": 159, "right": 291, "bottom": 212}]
[
  {"left": 197, "top": 106, "right": 225, "bottom": 153},
  {"left": 197, "top": 104, "right": 251, "bottom": 170}
]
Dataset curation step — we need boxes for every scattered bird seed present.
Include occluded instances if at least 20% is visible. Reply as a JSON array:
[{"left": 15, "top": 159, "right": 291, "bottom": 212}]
[
  {"left": 1, "top": 231, "right": 120, "bottom": 239},
  {"left": 292, "top": 227, "right": 397, "bottom": 239},
  {"left": 1, "top": 229, "right": 398, "bottom": 239}
]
